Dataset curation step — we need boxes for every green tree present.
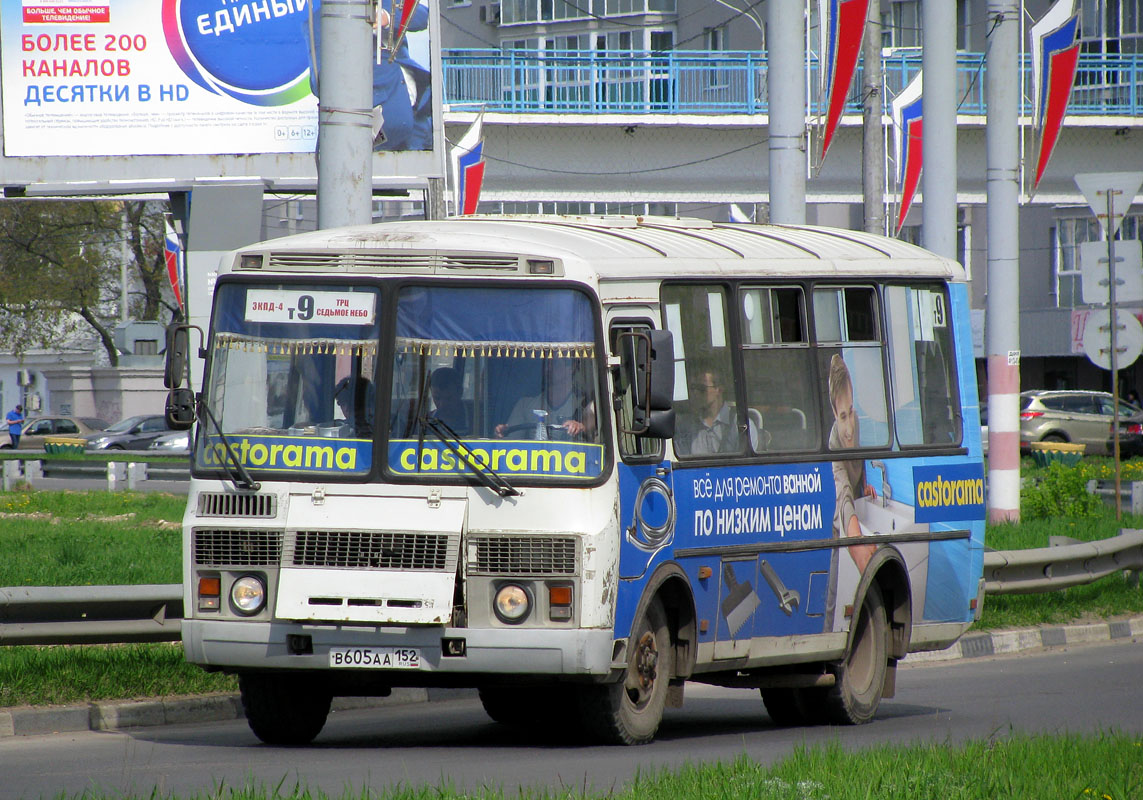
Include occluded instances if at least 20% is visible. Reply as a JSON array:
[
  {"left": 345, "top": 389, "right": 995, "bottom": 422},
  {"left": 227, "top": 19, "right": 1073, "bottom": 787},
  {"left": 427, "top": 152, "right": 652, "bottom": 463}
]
[{"left": 0, "top": 199, "right": 177, "bottom": 366}]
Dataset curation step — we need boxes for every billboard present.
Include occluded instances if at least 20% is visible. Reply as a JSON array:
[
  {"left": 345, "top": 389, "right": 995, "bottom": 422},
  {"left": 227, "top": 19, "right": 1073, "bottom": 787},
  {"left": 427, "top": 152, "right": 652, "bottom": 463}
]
[{"left": 0, "top": 0, "right": 442, "bottom": 191}]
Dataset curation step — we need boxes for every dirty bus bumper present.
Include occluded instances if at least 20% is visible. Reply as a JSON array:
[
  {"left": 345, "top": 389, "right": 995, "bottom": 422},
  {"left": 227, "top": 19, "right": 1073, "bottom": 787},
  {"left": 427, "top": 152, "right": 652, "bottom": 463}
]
[{"left": 182, "top": 619, "right": 617, "bottom": 679}]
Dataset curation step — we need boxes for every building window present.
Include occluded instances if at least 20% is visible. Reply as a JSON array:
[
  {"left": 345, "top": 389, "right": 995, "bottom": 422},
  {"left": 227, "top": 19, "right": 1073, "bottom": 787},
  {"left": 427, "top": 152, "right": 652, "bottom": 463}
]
[
  {"left": 1054, "top": 212, "right": 1143, "bottom": 309},
  {"left": 706, "top": 26, "right": 726, "bottom": 51}
]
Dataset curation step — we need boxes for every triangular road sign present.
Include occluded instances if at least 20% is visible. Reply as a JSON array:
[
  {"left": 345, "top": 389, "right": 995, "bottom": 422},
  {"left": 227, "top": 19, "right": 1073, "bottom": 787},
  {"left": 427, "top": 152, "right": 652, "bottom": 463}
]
[{"left": 1076, "top": 172, "right": 1143, "bottom": 238}]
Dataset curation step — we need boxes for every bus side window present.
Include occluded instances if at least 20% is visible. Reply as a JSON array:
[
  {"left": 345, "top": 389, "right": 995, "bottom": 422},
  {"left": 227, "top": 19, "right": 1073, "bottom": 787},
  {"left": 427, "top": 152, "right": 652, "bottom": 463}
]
[
  {"left": 740, "top": 286, "right": 818, "bottom": 453},
  {"left": 813, "top": 286, "right": 890, "bottom": 450},
  {"left": 662, "top": 284, "right": 744, "bottom": 459},
  {"left": 885, "top": 285, "right": 961, "bottom": 446}
]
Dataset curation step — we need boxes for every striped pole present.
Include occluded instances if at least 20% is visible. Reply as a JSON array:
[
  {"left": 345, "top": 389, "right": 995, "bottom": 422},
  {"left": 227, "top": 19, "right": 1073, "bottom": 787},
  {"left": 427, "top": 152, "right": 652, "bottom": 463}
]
[{"left": 986, "top": 0, "right": 1022, "bottom": 522}]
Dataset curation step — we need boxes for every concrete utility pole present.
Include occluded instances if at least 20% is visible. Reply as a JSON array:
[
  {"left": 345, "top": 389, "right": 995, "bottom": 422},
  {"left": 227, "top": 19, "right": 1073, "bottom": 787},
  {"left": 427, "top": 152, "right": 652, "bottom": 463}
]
[
  {"left": 317, "top": 0, "right": 374, "bottom": 229},
  {"left": 767, "top": 0, "right": 806, "bottom": 224},
  {"left": 921, "top": 0, "right": 956, "bottom": 258},
  {"left": 862, "top": 0, "right": 885, "bottom": 235},
  {"left": 985, "top": 1, "right": 1022, "bottom": 522}
]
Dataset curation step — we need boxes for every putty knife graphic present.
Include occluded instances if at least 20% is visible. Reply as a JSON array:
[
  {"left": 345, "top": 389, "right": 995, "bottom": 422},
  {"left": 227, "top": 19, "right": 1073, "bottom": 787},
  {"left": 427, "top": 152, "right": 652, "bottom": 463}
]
[
  {"left": 759, "top": 560, "right": 800, "bottom": 616},
  {"left": 721, "top": 563, "right": 761, "bottom": 635}
]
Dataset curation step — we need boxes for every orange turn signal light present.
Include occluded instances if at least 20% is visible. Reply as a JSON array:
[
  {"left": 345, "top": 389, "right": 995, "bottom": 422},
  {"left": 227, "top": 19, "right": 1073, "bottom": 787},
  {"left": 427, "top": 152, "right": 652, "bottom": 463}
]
[{"left": 549, "top": 586, "right": 572, "bottom": 606}]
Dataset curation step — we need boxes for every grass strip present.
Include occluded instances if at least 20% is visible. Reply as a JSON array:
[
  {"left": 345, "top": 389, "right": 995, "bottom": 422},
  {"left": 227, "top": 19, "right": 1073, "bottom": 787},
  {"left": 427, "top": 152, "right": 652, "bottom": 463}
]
[
  {"left": 39, "top": 732, "right": 1143, "bottom": 799},
  {"left": 0, "top": 643, "right": 235, "bottom": 707}
]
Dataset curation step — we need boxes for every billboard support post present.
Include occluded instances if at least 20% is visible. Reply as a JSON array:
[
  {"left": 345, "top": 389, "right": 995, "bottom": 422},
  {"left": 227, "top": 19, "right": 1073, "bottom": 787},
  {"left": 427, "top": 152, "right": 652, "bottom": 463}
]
[{"left": 317, "top": 0, "right": 375, "bottom": 229}]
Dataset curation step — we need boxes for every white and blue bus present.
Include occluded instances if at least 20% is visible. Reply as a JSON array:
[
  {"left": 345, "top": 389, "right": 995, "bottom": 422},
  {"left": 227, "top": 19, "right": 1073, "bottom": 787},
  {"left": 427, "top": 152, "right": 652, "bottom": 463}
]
[{"left": 167, "top": 216, "right": 986, "bottom": 746}]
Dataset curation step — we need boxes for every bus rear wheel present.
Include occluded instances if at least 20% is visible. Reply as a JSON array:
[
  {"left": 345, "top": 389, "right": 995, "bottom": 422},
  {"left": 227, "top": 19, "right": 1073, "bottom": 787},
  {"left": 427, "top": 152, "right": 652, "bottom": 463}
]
[
  {"left": 833, "top": 583, "right": 889, "bottom": 723},
  {"left": 577, "top": 597, "right": 672, "bottom": 745},
  {"left": 239, "top": 673, "right": 331, "bottom": 745},
  {"left": 808, "top": 583, "right": 889, "bottom": 725}
]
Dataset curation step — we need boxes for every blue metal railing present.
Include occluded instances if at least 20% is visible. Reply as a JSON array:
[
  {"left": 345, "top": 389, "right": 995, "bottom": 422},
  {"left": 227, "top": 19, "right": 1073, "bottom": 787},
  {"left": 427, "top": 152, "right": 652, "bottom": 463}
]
[{"left": 442, "top": 49, "right": 1143, "bottom": 117}]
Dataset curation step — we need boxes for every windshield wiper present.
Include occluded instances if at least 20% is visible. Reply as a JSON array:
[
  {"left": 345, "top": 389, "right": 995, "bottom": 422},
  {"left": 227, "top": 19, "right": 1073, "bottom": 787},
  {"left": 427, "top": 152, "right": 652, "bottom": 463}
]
[
  {"left": 417, "top": 415, "right": 520, "bottom": 498},
  {"left": 197, "top": 398, "right": 261, "bottom": 492}
]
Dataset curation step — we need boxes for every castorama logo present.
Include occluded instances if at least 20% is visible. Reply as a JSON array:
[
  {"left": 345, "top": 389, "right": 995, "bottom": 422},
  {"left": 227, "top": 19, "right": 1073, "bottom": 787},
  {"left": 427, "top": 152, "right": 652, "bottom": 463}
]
[{"left": 161, "top": 0, "right": 312, "bottom": 106}]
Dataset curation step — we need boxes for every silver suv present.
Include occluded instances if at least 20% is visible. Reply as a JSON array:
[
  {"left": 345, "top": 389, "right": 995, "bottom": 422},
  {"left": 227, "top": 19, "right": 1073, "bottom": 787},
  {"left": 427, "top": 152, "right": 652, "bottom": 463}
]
[{"left": 1020, "top": 390, "right": 1139, "bottom": 454}]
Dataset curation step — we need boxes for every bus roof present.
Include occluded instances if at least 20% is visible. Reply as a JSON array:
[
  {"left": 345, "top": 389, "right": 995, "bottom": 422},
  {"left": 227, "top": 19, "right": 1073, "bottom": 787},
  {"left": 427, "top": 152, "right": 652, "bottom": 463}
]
[{"left": 231, "top": 216, "right": 966, "bottom": 283}]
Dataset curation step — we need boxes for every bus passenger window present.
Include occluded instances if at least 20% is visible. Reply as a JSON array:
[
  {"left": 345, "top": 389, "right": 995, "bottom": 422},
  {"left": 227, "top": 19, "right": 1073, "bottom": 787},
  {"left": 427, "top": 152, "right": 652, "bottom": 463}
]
[
  {"left": 885, "top": 285, "right": 961, "bottom": 446},
  {"left": 740, "top": 287, "right": 818, "bottom": 453},
  {"left": 813, "top": 287, "right": 890, "bottom": 449},
  {"left": 662, "top": 284, "right": 744, "bottom": 458}
]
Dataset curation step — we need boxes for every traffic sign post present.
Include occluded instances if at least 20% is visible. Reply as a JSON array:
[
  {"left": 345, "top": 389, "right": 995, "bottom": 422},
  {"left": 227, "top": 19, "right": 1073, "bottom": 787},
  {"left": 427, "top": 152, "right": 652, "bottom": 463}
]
[{"left": 1076, "top": 172, "right": 1143, "bottom": 519}]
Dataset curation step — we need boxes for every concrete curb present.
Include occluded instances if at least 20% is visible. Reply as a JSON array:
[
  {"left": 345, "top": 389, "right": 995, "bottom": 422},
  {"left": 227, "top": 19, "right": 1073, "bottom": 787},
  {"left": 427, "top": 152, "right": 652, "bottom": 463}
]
[
  {"left": 904, "top": 615, "right": 1143, "bottom": 664},
  {"left": 3, "top": 617, "right": 1141, "bottom": 738},
  {"left": 0, "top": 687, "right": 473, "bottom": 739}
]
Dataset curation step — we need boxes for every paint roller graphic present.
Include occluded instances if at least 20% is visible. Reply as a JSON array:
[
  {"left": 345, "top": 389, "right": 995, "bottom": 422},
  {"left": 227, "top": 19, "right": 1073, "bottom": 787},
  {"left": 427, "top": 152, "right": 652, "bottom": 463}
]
[{"left": 720, "top": 563, "right": 761, "bottom": 636}]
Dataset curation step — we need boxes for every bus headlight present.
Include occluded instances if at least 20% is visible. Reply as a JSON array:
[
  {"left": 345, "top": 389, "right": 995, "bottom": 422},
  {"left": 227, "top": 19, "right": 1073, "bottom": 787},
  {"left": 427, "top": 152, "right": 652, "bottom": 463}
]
[
  {"left": 230, "top": 575, "right": 267, "bottom": 616},
  {"left": 493, "top": 583, "right": 531, "bottom": 624}
]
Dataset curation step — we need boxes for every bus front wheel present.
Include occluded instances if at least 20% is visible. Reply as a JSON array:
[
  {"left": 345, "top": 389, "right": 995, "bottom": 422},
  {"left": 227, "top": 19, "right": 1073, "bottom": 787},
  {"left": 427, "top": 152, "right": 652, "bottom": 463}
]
[
  {"left": 577, "top": 597, "right": 672, "bottom": 745},
  {"left": 239, "top": 673, "right": 331, "bottom": 745}
]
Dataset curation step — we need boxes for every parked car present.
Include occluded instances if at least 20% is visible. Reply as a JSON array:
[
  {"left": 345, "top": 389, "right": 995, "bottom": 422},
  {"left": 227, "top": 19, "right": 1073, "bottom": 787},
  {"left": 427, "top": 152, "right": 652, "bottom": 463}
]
[
  {"left": 1112, "top": 410, "right": 1143, "bottom": 458},
  {"left": 1020, "top": 390, "right": 1139, "bottom": 455},
  {"left": 146, "top": 430, "right": 191, "bottom": 456},
  {"left": 85, "top": 414, "right": 173, "bottom": 451},
  {"left": 0, "top": 415, "right": 109, "bottom": 449}
]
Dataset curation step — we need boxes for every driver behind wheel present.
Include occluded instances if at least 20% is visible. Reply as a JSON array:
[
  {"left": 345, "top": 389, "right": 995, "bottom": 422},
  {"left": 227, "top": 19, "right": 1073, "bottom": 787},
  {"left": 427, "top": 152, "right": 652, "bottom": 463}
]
[{"left": 494, "top": 357, "right": 595, "bottom": 441}]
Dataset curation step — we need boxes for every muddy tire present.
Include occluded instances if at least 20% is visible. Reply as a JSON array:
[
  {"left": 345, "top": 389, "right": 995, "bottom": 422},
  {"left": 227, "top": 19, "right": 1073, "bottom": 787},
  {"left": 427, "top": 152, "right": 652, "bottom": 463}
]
[{"left": 577, "top": 597, "right": 672, "bottom": 745}]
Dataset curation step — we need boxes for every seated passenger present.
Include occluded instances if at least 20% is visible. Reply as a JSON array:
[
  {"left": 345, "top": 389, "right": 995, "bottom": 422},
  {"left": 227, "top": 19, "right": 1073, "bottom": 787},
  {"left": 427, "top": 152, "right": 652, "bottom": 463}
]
[
  {"left": 677, "top": 368, "right": 739, "bottom": 455},
  {"left": 334, "top": 376, "right": 375, "bottom": 436},
  {"left": 426, "top": 366, "right": 470, "bottom": 434}
]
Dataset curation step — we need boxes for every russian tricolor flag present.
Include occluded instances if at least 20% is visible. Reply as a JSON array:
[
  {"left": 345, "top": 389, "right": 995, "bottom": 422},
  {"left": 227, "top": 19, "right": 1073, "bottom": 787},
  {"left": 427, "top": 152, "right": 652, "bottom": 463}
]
[
  {"left": 892, "top": 70, "right": 923, "bottom": 234},
  {"left": 818, "top": 0, "right": 869, "bottom": 162},
  {"left": 1031, "top": 0, "right": 1080, "bottom": 191},
  {"left": 164, "top": 218, "right": 184, "bottom": 312},
  {"left": 450, "top": 111, "right": 485, "bottom": 216}
]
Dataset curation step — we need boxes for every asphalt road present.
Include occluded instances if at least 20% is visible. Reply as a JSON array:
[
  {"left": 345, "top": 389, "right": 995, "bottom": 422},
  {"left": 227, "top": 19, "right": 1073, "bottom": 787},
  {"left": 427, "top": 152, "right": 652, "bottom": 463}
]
[{"left": 3, "top": 640, "right": 1141, "bottom": 799}]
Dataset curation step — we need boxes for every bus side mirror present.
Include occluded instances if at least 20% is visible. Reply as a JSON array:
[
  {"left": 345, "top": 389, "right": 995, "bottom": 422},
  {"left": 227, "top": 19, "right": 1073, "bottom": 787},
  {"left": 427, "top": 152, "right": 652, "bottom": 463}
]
[
  {"left": 620, "top": 329, "right": 676, "bottom": 439},
  {"left": 165, "top": 387, "right": 196, "bottom": 430},
  {"left": 164, "top": 324, "right": 190, "bottom": 389}
]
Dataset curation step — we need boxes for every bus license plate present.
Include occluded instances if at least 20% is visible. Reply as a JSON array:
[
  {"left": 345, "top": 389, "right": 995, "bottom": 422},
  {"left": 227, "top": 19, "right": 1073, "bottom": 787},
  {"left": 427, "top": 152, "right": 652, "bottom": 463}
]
[{"left": 329, "top": 647, "right": 420, "bottom": 669}]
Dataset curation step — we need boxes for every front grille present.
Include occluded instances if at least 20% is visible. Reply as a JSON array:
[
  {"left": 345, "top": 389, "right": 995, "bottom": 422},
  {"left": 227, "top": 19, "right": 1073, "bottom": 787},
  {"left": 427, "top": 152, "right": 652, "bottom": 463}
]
[
  {"left": 197, "top": 492, "right": 278, "bottom": 518},
  {"left": 287, "top": 531, "right": 457, "bottom": 571},
  {"left": 194, "top": 529, "right": 283, "bottom": 567},
  {"left": 469, "top": 536, "right": 578, "bottom": 576}
]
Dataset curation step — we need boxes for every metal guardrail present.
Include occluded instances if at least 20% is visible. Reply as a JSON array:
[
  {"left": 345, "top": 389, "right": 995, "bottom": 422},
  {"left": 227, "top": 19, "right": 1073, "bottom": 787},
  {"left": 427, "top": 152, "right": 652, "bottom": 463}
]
[
  {"left": 1, "top": 458, "right": 189, "bottom": 490},
  {"left": 0, "top": 585, "right": 182, "bottom": 646},
  {"left": 2, "top": 532, "right": 1140, "bottom": 646},
  {"left": 983, "top": 530, "right": 1143, "bottom": 595}
]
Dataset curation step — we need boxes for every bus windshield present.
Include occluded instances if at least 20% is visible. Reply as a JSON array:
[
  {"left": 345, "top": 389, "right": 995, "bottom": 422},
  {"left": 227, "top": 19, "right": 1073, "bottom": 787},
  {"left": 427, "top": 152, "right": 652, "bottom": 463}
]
[
  {"left": 197, "top": 282, "right": 381, "bottom": 478},
  {"left": 387, "top": 285, "right": 605, "bottom": 483}
]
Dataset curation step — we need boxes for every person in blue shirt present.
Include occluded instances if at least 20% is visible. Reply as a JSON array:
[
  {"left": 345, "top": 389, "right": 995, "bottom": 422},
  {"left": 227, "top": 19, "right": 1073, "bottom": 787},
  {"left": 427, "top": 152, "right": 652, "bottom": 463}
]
[
  {"left": 305, "top": 0, "right": 432, "bottom": 151},
  {"left": 6, "top": 404, "right": 25, "bottom": 448}
]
